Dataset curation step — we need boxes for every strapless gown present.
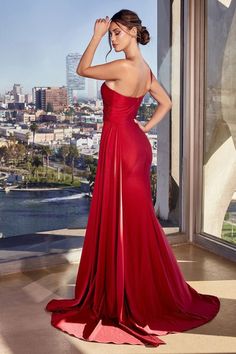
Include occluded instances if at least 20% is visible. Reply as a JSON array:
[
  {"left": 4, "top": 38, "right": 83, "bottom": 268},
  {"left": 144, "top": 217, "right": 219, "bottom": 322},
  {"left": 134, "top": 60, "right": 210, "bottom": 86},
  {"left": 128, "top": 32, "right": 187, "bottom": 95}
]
[{"left": 45, "top": 70, "right": 220, "bottom": 347}]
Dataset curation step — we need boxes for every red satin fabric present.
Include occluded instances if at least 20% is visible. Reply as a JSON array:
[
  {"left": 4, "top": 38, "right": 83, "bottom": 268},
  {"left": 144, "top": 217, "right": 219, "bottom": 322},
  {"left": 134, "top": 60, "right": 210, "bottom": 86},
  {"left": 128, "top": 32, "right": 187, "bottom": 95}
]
[{"left": 45, "top": 70, "right": 220, "bottom": 347}]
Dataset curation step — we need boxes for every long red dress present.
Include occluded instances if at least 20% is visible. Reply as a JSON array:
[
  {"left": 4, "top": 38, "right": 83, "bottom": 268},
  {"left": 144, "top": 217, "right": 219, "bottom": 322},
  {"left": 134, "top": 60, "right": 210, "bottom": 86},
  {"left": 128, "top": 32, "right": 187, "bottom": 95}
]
[{"left": 45, "top": 68, "right": 220, "bottom": 347}]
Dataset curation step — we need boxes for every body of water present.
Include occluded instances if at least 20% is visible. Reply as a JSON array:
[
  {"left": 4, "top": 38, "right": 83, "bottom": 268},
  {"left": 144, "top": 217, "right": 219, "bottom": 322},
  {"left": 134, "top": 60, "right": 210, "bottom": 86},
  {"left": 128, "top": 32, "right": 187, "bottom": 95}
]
[
  {"left": 0, "top": 189, "right": 235, "bottom": 239},
  {"left": 0, "top": 189, "right": 90, "bottom": 238}
]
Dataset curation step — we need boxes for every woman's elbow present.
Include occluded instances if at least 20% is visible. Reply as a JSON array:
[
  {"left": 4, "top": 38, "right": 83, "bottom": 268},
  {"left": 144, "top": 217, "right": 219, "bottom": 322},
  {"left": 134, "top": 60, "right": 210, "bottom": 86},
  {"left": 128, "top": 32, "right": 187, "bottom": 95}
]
[
  {"left": 76, "top": 65, "right": 85, "bottom": 76},
  {"left": 164, "top": 99, "right": 172, "bottom": 111},
  {"left": 76, "top": 68, "right": 83, "bottom": 76}
]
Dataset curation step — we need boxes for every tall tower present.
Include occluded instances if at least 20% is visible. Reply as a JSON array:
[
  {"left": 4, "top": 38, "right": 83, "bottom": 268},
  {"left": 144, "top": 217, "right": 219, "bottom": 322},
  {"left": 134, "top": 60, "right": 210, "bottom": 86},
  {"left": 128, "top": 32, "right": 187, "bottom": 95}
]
[
  {"left": 66, "top": 53, "right": 84, "bottom": 105},
  {"left": 13, "top": 84, "right": 23, "bottom": 102}
]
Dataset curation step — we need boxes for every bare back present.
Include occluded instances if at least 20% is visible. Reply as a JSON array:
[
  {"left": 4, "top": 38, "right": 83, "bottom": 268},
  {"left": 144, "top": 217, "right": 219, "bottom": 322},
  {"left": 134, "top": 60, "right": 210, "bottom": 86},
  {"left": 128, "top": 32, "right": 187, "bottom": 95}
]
[{"left": 105, "top": 60, "right": 152, "bottom": 98}]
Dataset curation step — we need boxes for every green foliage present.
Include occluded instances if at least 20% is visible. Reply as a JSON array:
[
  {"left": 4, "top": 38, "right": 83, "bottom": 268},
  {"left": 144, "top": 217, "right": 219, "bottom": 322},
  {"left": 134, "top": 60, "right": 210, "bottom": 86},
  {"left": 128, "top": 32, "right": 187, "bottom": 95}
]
[
  {"left": 222, "top": 220, "right": 236, "bottom": 244},
  {"left": 58, "top": 145, "right": 70, "bottom": 160},
  {"left": 29, "top": 122, "right": 38, "bottom": 145}
]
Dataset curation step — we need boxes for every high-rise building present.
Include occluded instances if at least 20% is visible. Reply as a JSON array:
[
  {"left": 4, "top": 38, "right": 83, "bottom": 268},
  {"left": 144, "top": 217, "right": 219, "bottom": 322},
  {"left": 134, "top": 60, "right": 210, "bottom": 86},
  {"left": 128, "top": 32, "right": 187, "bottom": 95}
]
[
  {"left": 66, "top": 53, "right": 85, "bottom": 104},
  {"left": 32, "top": 87, "right": 47, "bottom": 110},
  {"left": 13, "top": 84, "right": 22, "bottom": 95},
  {"left": 25, "top": 93, "right": 33, "bottom": 104},
  {"left": 45, "top": 87, "right": 67, "bottom": 112},
  {"left": 32, "top": 86, "right": 67, "bottom": 112},
  {"left": 13, "top": 84, "right": 23, "bottom": 102}
]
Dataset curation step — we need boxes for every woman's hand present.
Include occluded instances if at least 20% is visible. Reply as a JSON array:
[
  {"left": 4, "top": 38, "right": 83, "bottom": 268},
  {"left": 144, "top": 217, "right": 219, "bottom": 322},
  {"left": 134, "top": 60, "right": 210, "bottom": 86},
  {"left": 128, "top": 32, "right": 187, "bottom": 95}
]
[
  {"left": 94, "top": 16, "right": 111, "bottom": 39},
  {"left": 134, "top": 119, "right": 148, "bottom": 133}
]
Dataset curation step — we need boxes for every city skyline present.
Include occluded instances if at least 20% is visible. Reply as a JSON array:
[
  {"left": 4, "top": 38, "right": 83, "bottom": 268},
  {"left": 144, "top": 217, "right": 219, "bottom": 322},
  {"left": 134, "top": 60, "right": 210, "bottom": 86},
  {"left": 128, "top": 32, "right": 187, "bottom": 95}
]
[{"left": 0, "top": 0, "right": 157, "bottom": 95}]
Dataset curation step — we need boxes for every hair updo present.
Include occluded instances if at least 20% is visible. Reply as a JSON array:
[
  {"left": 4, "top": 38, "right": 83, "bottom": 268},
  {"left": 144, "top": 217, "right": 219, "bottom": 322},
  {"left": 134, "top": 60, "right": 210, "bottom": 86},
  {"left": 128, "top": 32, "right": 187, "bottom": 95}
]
[
  {"left": 139, "top": 26, "right": 150, "bottom": 45},
  {"left": 105, "top": 9, "right": 151, "bottom": 60}
]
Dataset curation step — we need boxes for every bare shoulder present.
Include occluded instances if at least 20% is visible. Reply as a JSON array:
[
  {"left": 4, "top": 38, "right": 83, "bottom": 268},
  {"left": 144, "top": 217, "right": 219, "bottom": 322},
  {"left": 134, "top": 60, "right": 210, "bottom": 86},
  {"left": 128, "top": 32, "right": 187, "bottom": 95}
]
[
  {"left": 110, "top": 58, "right": 131, "bottom": 71},
  {"left": 77, "top": 58, "right": 130, "bottom": 80},
  {"left": 105, "top": 58, "right": 130, "bottom": 69}
]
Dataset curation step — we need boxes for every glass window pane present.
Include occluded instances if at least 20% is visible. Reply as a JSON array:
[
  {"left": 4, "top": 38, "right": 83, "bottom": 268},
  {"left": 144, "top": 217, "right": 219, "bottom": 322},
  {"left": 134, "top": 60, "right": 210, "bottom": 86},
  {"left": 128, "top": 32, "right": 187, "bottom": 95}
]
[{"left": 202, "top": 0, "right": 236, "bottom": 245}]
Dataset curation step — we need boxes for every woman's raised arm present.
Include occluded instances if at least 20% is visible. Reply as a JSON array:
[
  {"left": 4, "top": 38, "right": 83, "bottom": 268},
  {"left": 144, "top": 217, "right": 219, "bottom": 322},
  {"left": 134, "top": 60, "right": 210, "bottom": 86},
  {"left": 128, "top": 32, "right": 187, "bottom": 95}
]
[{"left": 76, "top": 16, "right": 129, "bottom": 81}]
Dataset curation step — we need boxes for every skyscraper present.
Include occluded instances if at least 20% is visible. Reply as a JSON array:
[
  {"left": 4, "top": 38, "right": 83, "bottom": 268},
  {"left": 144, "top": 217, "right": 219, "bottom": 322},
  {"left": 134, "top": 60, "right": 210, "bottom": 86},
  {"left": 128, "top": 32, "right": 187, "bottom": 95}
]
[
  {"left": 66, "top": 53, "right": 85, "bottom": 105},
  {"left": 13, "top": 84, "right": 23, "bottom": 103},
  {"left": 32, "top": 86, "right": 67, "bottom": 112}
]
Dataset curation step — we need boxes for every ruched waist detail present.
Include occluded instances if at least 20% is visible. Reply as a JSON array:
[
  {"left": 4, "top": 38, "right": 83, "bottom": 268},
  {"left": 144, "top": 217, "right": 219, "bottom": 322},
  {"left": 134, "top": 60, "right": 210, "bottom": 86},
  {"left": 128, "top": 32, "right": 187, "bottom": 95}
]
[
  {"left": 103, "top": 112, "right": 137, "bottom": 126},
  {"left": 104, "top": 118, "right": 136, "bottom": 127}
]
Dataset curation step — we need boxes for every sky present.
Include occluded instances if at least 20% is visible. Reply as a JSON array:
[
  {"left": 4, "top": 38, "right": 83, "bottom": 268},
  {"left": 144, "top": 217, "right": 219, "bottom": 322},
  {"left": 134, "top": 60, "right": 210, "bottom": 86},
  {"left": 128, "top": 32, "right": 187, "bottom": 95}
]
[{"left": 0, "top": 0, "right": 157, "bottom": 95}]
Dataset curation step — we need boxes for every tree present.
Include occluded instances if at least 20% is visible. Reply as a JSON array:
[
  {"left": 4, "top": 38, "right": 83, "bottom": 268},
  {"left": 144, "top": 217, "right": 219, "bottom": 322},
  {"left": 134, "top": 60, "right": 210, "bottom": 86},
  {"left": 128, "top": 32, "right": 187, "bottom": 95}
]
[
  {"left": 7, "top": 134, "right": 17, "bottom": 165},
  {"left": 31, "top": 155, "right": 43, "bottom": 181},
  {"left": 41, "top": 145, "right": 51, "bottom": 177},
  {"left": 15, "top": 143, "right": 26, "bottom": 166},
  {"left": 68, "top": 145, "right": 78, "bottom": 183},
  {"left": 87, "top": 164, "right": 97, "bottom": 196},
  {"left": 84, "top": 156, "right": 97, "bottom": 196},
  {"left": 0, "top": 146, "right": 8, "bottom": 165},
  {"left": 30, "top": 122, "right": 38, "bottom": 145},
  {"left": 58, "top": 145, "right": 70, "bottom": 180}
]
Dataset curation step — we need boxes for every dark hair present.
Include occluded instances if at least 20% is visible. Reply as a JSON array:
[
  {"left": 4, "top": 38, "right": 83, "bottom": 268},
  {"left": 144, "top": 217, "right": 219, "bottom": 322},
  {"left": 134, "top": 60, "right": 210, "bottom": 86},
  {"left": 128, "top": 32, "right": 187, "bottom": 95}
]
[{"left": 105, "top": 9, "right": 150, "bottom": 61}]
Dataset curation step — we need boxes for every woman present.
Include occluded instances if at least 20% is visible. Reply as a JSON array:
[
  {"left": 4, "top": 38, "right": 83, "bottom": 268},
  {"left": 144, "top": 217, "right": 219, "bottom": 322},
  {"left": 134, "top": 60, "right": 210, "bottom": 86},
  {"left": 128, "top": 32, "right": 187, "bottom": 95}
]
[{"left": 45, "top": 9, "right": 220, "bottom": 347}]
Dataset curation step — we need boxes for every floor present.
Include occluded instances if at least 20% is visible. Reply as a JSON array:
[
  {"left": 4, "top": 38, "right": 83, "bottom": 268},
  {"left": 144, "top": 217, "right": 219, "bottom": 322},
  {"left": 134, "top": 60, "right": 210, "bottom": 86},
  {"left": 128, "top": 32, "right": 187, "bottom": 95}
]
[
  {"left": 0, "top": 227, "right": 183, "bottom": 276},
  {"left": 0, "top": 243, "right": 236, "bottom": 354}
]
